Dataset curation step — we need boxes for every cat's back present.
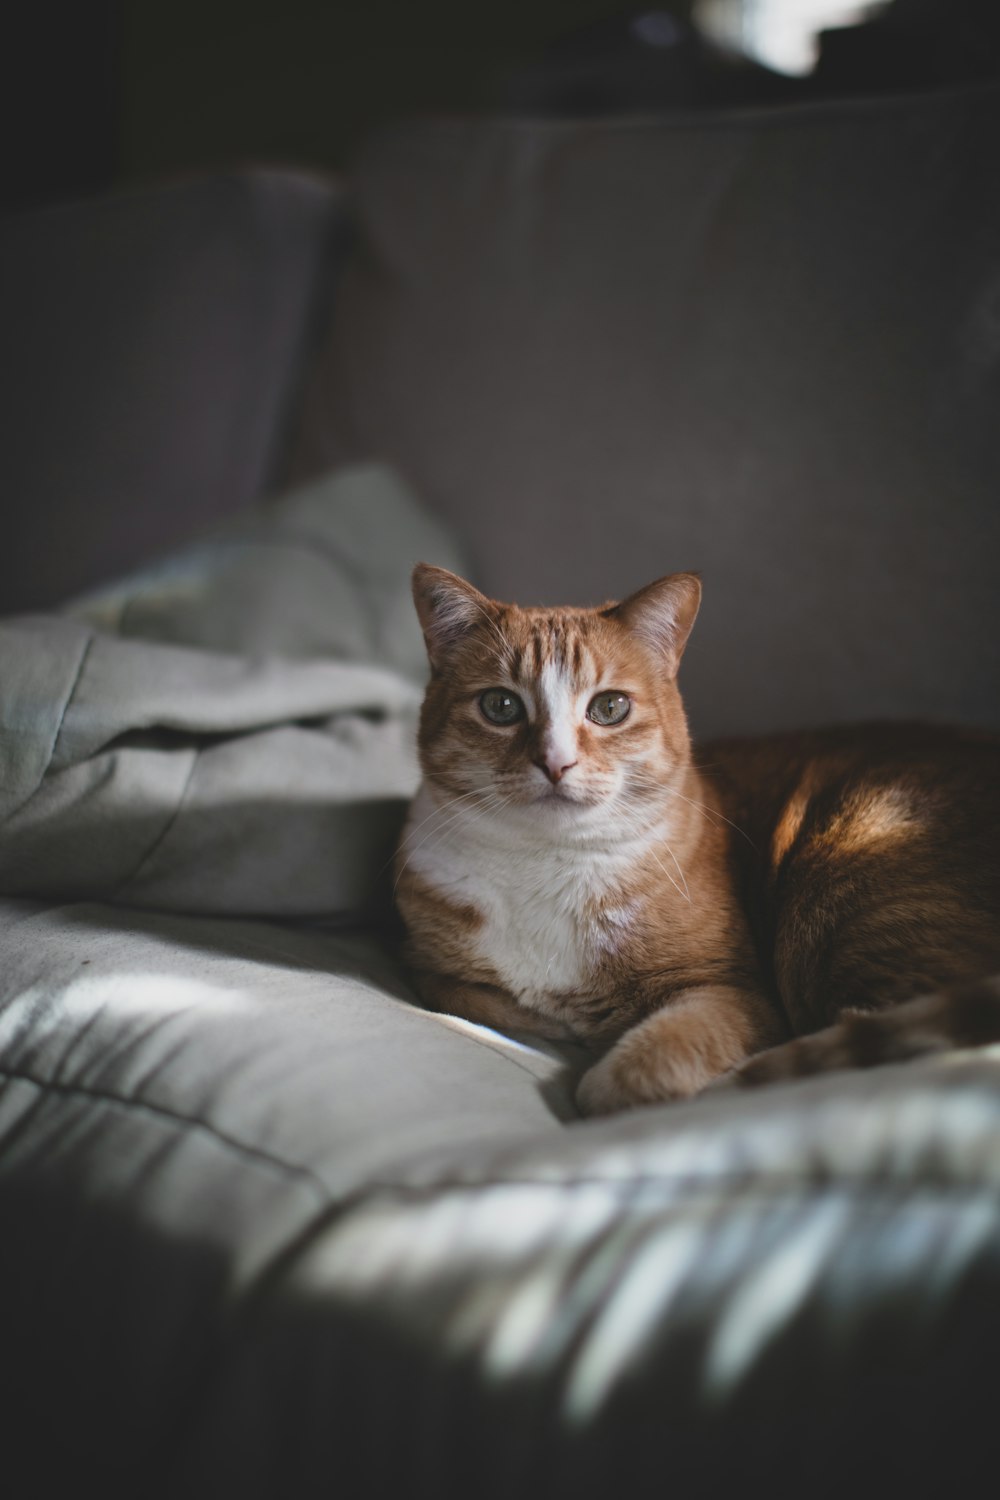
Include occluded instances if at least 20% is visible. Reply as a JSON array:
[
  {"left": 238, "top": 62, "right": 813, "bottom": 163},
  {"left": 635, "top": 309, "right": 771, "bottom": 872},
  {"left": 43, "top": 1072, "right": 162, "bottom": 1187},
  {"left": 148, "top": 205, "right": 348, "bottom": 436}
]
[
  {"left": 702, "top": 721, "right": 1000, "bottom": 845},
  {"left": 700, "top": 722, "right": 1000, "bottom": 1030}
]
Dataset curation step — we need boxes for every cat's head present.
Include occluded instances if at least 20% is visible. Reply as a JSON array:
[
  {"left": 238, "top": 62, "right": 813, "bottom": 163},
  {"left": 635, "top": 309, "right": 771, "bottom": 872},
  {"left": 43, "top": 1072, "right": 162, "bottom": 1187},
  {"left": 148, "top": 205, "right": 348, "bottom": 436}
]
[{"left": 412, "top": 564, "right": 700, "bottom": 830}]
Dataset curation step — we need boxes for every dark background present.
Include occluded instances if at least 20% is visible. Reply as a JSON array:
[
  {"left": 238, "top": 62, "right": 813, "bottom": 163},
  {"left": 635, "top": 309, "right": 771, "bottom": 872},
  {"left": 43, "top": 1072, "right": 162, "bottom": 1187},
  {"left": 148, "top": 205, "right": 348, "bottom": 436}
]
[
  {"left": 3, "top": 1, "right": 1000, "bottom": 212},
  {"left": 3, "top": 1, "right": 670, "bottom": 207}
]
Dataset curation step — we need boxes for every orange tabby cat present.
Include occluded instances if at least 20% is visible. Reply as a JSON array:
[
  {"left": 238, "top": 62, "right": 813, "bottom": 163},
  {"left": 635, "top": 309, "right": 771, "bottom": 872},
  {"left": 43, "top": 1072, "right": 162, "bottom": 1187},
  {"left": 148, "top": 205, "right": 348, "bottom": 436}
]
[{"left": 395, "top": 564, "right": 1000, "bottom": 1115}]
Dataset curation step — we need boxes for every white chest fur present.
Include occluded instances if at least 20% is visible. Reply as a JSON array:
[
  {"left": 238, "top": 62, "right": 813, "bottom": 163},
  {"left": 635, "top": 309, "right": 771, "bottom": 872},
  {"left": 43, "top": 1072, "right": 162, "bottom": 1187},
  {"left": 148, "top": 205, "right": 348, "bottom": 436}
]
[{"left": 401, "top": 785, "right": 643, "bottom": 1010}]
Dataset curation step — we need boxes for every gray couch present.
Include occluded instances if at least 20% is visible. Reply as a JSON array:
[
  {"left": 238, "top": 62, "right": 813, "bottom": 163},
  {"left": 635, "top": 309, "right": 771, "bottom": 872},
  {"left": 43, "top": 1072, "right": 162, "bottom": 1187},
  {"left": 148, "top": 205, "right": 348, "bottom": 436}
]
[{"left": 2, "top": 80, "right": 999, "bottom": 1499}]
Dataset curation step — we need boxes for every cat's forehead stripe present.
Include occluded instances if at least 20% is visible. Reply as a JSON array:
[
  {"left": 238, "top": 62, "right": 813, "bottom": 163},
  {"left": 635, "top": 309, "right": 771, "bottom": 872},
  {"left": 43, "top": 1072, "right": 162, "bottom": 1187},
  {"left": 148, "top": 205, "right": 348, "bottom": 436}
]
[
  {"left": 498, "top": 619, "right": 611, "bottom": 692},
  {"left": 570, "top": 632, "right": 585, "bottom": 678},
  {"left": 489, "top": 608, "right": 621, "bottom": 689}
]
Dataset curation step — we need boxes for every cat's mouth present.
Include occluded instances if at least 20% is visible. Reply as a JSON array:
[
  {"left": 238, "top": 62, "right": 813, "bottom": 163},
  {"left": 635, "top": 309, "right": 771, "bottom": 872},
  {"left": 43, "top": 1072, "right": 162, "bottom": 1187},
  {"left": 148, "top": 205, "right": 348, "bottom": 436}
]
[{"left": 531, "top": 782, "right": 592, "bottom": 809}]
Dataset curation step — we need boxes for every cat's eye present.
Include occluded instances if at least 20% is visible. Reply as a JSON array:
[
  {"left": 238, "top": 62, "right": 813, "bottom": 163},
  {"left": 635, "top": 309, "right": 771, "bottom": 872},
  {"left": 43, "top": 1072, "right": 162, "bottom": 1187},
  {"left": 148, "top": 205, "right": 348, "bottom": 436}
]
[
  {"left": 479, "top": 688, "right": 526, "bottom": 725},
  {"left": 587, "top": 691, "right": 631, "bottom": 726}
]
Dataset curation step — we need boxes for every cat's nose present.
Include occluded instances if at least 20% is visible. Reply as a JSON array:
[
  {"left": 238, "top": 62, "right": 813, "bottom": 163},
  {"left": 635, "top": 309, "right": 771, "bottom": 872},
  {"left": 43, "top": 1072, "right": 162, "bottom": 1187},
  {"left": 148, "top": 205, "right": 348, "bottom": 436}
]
[{"left": 533, "top": 755, "right": 578, "bottom": 785}]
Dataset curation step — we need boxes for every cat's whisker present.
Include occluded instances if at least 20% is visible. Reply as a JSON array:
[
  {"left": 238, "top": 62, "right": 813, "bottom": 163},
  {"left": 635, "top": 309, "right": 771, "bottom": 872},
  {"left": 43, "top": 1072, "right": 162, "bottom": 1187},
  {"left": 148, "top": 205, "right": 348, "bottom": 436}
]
[
  {"left": 375, "top": 786, "right": 488, "bottom": 883},
  {"left": 645, "top": 843, "right": 692, "bottom": 904},
  {"left": 393, "top": 788, "right": 517, "bottom": 894},
  {"left": 398, "top": 790, "right": 499, "bottom": 861},
  {"left": 660, "top": 839, "right": 692, "bottom": 903},
  {"left": 665, "top": 786, "right": 757, "bottom": 849},
  {"left": 401, "top": 785, "right": 489, "bottom": 846},
  {"left": 629, "top": 770, "right": 757, "bottom": 851},
  {"left": 392, "top": 788, "right": 500, "bottom": 892},
  {"left": 612, "top": 804, "right": 692, "bottom": 903}
]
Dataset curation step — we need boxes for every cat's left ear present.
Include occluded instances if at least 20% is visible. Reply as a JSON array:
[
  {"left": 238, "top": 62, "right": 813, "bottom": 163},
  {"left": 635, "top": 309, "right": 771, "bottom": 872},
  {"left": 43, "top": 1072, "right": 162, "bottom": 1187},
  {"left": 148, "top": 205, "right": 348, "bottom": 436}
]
[
  {"left": 609, "top": 572, "right": 702, "bottom": 677},
  {"left": 412, "top": 563, "right": 496, "bottom": 667}
]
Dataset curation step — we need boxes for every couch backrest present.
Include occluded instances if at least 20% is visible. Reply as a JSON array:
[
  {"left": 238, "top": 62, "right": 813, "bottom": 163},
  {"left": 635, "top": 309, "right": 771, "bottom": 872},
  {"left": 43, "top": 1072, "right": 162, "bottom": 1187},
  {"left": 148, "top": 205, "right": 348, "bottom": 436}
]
[
  {"left": 289, "top": 84, "right": 1000, "bottom": 738},
  {"left": 0, "top": 170, "right": 343, "bottom": 614}
]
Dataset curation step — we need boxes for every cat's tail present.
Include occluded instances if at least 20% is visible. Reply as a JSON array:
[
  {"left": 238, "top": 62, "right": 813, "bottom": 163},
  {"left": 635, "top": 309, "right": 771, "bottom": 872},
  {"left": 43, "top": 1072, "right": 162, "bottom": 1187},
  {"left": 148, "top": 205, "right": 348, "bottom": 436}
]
[{"left": 727, "top": 975, "right": 1000, "bottom": 1089}]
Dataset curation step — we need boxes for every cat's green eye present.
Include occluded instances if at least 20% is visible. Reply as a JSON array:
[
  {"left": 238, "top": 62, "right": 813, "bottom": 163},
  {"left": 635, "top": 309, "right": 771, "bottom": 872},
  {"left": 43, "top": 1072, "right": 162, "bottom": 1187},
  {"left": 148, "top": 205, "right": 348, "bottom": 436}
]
[
  {"left": 479, "top": 688, "right": 526, "bottom": 726},
  {"left": 587, "top": 691, "right": 631, "bottom": 726}
]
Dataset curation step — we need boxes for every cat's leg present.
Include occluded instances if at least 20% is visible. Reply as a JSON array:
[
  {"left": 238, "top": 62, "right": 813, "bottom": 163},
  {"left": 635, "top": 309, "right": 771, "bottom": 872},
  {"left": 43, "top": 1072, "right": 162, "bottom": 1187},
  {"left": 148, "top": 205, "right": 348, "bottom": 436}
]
[
  {"left": 576, "top": 985, "right": 786, "bottom": 1116},
  {"left": 728, "top": 974, "right": 1000, "bottom": 1088},
  {"left": 414, "top": 972, "right": 577, "bottom": 1041}
]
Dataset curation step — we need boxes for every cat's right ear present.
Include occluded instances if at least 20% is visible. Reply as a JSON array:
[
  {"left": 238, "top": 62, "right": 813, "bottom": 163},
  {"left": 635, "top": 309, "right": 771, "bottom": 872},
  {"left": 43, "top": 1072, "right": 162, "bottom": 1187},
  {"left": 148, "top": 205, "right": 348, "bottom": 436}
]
[
  {"left": 412, "top": 564, "right": 493, "bottom": 667},
  {"left": 609, "top": 572, "right": 702, "bottom": 678}
]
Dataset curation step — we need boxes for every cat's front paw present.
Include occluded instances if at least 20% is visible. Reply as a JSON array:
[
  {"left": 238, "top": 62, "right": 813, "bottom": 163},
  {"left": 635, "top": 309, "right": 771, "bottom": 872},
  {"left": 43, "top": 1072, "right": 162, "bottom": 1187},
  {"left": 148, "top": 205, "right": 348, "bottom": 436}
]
[
  {"left": 576, "top": 1053, "right": 639, "bottom": 1117},
  {"left": 575, "top": 1039, "right": 695, "bottom": 1117},
  {"left": 575, "top": 988, "right": 775, "bottom": 1116}
]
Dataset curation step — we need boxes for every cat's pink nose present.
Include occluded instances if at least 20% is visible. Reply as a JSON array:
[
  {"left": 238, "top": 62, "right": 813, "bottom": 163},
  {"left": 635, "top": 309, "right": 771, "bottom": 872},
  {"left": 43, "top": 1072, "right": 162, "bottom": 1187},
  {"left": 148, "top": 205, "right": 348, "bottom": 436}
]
[{"left": 533, "top": 756, "right": 578, "bottom": 785}]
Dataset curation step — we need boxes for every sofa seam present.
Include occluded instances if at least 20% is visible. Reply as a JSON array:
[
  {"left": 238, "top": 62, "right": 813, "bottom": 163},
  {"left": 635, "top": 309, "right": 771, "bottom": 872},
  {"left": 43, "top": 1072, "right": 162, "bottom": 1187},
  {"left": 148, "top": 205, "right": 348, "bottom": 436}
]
[
  {"left": 2, "top": 631, "right": 94, "bottom": 826},
  {"left": 113, "top": 744, "right": 202, "bottom": 896},
  {"left": 0, "top": 1063, "right": 332, "bottom": 1203},
  {"left": 49, "top": 632, "right": 96, "bottom": 764},
  {"left": 5, "top": 1064, "right": 999, "bottom": 1222}
]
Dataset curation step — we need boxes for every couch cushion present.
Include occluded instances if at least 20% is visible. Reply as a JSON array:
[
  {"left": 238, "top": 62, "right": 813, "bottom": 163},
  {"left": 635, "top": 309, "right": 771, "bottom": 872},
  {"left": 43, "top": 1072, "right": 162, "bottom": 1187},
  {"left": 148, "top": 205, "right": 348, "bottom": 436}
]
[
  {"left": 188, "top": 1050, "right": 1000, "bottom": 1500},
  {"left": 0, "top": 895, "right": 581, "bottom": 1496},
  {"left": 5, "top": 894, "right": 995, "bottom": 1499},
  {"left": 289, "top": 85, "right": 1000, "bottom": 737},
  {"left": 0, "top": 169, "right": 343, "bottom": 613}
]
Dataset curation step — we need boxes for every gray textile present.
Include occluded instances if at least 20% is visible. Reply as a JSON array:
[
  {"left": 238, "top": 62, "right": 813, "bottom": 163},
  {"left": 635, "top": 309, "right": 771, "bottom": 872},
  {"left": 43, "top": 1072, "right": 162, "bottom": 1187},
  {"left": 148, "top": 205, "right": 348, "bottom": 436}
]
[
  {"left": 289, "top": 84, "right": 1000, "bottom": 738},
  {"left": 0, "top": 897, "right": 582, "bottom": 1496},
  {"left": 0, "top": 465, "right": 463, "bottom": 915},
  {"left": 196, "top": 1052, "right": 1000, "bottom": 1500},
  {"left": 3, "top": 885, "right": 998, "bottom": 1498}
]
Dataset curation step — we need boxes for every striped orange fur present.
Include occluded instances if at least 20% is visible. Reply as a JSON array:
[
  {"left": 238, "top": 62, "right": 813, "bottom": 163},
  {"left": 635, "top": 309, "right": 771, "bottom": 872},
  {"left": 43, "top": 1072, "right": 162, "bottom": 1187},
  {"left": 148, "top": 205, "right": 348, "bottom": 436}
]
[{"left": 395, "top": 566, "right": 1000, "bottom": 1114}]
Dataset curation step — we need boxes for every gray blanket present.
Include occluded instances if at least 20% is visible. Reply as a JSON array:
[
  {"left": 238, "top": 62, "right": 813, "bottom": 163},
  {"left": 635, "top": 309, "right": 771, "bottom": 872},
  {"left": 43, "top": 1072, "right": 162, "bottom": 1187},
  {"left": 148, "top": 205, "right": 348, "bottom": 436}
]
[{"left": 0, "top": 465, "right": 462, "bottom": 916}]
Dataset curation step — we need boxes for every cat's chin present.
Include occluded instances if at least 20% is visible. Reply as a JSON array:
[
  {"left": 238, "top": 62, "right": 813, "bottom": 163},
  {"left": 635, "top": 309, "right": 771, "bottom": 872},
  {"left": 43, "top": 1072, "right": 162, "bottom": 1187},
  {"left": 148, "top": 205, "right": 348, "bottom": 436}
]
[
  {"left": 519, "top": 789, "right": 613, "bottom": 829},
  {"left": 529, "top": 785, "right": 594, "bottom": 810}
]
